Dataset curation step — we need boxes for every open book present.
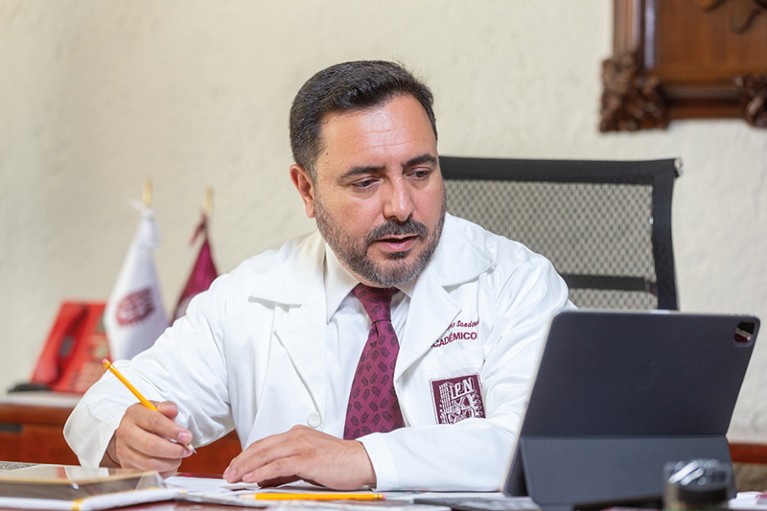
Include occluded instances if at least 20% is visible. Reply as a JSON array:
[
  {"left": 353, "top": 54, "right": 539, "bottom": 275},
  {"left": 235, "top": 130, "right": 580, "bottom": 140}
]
[{"left": 0, "top": 464, "right": 179, "bottom": 510}]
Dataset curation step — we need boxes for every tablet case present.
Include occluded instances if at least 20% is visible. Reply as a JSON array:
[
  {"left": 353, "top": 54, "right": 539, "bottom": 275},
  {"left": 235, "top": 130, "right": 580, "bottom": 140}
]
[{"left": 504, "top": 310, "right": 759, "bottom": 511}]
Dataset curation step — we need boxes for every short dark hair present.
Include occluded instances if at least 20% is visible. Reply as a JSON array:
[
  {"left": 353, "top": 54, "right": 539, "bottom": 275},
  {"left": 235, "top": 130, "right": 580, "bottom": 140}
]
[{"left": 289, "top": 60, "right": 437, "bottom": 179}]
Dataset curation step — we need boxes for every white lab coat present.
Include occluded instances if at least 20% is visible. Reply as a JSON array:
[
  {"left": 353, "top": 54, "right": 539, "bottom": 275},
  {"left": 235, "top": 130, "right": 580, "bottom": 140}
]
[{"left": 65, "top": 214, "right": 571, "bottom": 491}]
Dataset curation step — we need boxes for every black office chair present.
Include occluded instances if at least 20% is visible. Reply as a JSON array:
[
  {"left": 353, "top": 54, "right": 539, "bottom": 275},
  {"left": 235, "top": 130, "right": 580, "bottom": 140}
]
[{"left": 439, "top": 156, "right": 681, "bottom": 310}]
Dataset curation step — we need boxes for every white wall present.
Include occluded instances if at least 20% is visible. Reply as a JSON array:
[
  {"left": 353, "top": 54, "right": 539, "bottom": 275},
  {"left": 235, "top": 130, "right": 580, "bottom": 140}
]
[{"left": 1, "top": 0, "right": 765, "bottom": 442}]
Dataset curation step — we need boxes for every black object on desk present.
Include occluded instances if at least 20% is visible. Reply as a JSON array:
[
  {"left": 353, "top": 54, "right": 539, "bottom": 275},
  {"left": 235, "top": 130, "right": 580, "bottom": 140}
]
[{"left": 503, "top": 310, "right": 758, "bottom": 511}]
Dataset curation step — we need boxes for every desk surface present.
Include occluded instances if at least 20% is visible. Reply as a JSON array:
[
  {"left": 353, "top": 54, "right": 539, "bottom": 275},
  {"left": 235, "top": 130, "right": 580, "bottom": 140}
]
[
  {"left": 0, "top": 503, "right": 252, "bottom": 510},
  {"left": 0, "top": 503, "right": 243, "bottom": 510},
  {"left": 1, "top": 396, "right": 765, "bottom": 508}
]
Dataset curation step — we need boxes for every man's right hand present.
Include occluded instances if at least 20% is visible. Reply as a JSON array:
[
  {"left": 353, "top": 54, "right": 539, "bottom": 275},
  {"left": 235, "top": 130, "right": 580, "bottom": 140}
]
[{"left": 103, "top": 401, "right": 194, "bottom": 477}]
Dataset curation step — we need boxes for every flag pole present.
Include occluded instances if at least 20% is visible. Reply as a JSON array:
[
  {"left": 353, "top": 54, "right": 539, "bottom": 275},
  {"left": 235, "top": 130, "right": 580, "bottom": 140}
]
[
  {"left": 143, "top": 178, "right": 153, "bottom": 208},
  {"left": 203, "top": 187, "right": 213, "bottom": 217}
]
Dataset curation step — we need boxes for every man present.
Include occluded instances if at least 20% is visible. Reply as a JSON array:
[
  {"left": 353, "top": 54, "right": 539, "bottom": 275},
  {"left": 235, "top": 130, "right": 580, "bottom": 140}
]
[{"left": 65, "top": 60, "right": 571, "bottom": 491}]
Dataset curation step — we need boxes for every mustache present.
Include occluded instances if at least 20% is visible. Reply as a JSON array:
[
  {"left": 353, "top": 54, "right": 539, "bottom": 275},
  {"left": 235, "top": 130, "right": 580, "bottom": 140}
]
[{"left": 366, "top": 218, "right": 428, "bottom": 246}]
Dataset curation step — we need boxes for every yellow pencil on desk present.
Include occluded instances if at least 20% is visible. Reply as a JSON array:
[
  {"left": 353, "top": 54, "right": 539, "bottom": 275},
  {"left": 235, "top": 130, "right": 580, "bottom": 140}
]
[
  {"left": 101, "top": 358, "right": 196, "bottom": 454},
  {"left": 254, "top": 493, "right": 385, "bottom": 501}
]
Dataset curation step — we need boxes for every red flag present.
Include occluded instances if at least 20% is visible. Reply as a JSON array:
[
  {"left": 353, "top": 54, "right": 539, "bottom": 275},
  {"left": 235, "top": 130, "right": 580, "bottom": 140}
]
[{"left": 173, "top": 214, "right": 219, "bottom": 320}]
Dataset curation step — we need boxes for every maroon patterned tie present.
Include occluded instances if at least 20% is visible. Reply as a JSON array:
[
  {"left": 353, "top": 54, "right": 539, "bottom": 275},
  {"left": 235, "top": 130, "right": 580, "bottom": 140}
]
[{"left": 343, "top": 284, "right": 405, "bottom": 439}]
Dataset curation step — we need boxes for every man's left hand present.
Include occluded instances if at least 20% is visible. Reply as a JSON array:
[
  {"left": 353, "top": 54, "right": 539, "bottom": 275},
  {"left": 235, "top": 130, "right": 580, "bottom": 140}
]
[{"left": 222, "top": 425, "right": 376, "bottom": 490}]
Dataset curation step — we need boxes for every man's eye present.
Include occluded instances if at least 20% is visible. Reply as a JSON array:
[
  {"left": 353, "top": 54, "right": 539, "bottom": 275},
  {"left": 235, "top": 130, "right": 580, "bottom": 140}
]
[
  {"left": 352, "top": 179, "right": 377, "bottom": 189},
  {"left": 410, "top": 168, "right": 432, "bottom": 179}
]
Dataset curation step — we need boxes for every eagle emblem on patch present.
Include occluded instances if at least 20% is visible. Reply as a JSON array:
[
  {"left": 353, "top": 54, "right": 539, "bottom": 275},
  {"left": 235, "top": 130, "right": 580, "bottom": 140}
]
[{"left": 431, "top": 374, "right": 485, "bottom": 424}]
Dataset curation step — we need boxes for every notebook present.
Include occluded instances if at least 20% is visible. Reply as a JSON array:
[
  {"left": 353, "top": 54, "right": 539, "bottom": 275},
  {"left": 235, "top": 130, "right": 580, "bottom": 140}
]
[
  {"left": 417, "top": 310, "right": 758, "bottom": 511},
  {"left": 0, "top": 463, "right": 179, "bottom": 510}
]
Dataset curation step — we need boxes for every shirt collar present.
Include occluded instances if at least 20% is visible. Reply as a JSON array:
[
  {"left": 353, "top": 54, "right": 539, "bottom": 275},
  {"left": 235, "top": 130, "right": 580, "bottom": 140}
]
[
  {"left": 323, "top": 243, "right": 414, "bottom": 323},
  {"left": 324, "top": 244, "right": 362, "bottom": 324}
]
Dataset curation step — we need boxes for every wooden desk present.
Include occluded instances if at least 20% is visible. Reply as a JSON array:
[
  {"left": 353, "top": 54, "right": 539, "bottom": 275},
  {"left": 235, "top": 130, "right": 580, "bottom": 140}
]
[
  {"left": 730, "top": 442, "right": 767, "bottom": 464},
  {"left": 1, "top": 397, "right": 765, "bottom": 493},
  {"left": 0, "top": 398, "right": 241, "bottom": 474}
]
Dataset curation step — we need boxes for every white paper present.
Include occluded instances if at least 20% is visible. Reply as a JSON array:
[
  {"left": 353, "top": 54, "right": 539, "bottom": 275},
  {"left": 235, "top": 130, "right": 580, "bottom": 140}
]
[
  {"left": 729, "top": 491, "right": 767, "bottom": 510},
  {"left": 166, "top": 474, "right": 259, "bottom": 492},
  {"left": 0, "top": 487, "right": 180, "bottom": 510}
]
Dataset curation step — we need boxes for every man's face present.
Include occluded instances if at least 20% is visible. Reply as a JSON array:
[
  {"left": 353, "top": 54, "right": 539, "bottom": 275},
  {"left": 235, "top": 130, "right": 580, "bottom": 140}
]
[{"left": 291, "top": 94, "right": 445, "bottom": 287}]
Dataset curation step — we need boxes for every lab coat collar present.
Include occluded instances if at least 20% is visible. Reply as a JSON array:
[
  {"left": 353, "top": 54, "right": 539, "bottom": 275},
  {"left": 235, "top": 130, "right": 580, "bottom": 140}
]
[
  {"left": 423, "top": 213, "right": 495, "bottom": 287},
  {"left": 244, "top": 215, "right": 496, "bottom": 395},
  {"left": 395, "top": 214, "right": 494, "bottom": 379},
  {"left": 247, "top": 232, "right": 326, "bottom": 305}
]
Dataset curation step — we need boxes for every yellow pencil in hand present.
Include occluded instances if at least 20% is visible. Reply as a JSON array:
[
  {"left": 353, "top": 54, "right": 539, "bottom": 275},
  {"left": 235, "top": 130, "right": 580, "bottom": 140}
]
[{"left": 102, "top": 358, "right": 196, "bottom": 453}]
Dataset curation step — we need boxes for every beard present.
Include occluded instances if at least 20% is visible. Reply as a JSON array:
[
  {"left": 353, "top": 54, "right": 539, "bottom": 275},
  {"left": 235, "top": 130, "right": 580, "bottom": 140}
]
[{"left": 314, "top": 193, "right": 446, "bottom": 287}]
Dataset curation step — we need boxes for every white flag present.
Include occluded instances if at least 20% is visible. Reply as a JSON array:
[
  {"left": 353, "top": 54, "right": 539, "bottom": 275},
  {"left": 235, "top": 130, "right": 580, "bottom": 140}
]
[{"left": 105, "top": 203, "right": 168, "bottom": 361}]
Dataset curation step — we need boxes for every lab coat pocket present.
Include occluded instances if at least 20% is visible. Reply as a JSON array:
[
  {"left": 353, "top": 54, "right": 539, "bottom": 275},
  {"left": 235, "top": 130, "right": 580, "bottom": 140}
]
[{"left": 401, "top": 344, "right": 486, "bottom": 426}]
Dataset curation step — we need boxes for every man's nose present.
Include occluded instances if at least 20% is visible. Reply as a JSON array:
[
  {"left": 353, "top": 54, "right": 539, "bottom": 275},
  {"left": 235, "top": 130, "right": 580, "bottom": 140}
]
[{"left": 383, "top": 178, "right": 415, "bottom": 222}]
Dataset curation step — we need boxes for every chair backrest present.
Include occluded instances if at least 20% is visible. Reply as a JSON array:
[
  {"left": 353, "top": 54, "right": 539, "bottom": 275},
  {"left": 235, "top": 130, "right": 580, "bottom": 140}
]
[{"left": 439, "top": 156, "right": 681, "bottom": 310}]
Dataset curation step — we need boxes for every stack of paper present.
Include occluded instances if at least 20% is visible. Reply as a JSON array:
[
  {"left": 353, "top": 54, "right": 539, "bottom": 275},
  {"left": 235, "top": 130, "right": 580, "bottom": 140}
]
[{"left": 0, "top": 464, "right": 179, "bottom": 510}]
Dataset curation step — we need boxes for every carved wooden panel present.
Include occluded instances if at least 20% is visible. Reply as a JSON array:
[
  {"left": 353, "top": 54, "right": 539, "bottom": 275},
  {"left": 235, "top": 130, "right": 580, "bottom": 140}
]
[{"left": 601, "top": 0, "right": 767, "bottom": 131}]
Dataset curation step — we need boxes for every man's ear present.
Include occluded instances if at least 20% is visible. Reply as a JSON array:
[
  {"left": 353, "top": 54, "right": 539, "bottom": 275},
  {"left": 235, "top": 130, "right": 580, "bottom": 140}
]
[{"left": 290, "top": 164, "right": 316, "bottom": 218}]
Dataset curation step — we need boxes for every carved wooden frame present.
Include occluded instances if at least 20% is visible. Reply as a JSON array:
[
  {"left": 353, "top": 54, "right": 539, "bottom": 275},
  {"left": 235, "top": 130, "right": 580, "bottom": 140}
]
[{"left": 600, "top": 0, "right": 767, "bottom": 131}]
